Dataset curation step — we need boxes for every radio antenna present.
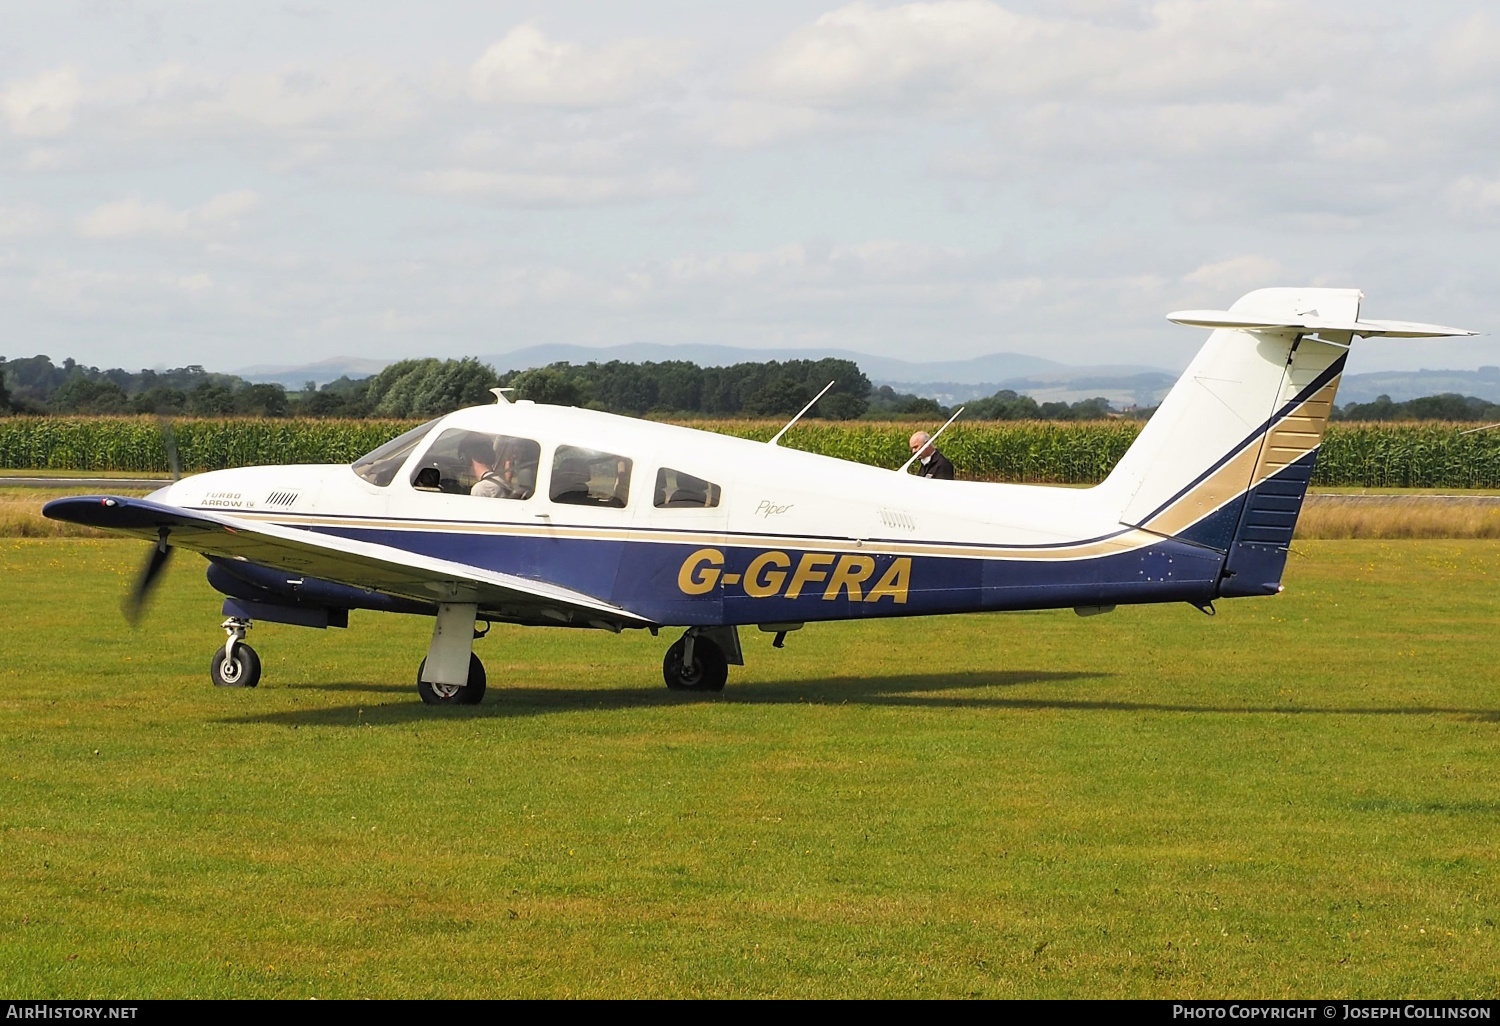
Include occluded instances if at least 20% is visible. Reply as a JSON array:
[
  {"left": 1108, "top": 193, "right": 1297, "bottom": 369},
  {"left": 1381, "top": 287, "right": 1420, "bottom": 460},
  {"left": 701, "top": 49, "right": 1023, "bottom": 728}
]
[
  {"left": 896, "top": 406, "right": 966, "bottom": 475},
  {"left": 768, "top": 380, "right": 837, "bottom": 447}
]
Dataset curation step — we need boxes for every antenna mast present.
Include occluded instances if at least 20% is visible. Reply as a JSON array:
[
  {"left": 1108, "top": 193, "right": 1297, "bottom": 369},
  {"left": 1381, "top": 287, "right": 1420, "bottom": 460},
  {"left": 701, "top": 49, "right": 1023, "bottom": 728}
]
[
  {"left": 767, "top": 380, "right": 837, "bottom": 447},
  {"left": 896, "top": 406, "right": 966, "bottom": 475}
]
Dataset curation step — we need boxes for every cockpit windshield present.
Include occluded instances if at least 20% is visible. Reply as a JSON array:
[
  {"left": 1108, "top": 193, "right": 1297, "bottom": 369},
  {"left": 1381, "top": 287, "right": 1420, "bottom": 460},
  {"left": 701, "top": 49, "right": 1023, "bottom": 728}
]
[{"left": 351, "top": 417, "right": 442, "bottom": 487}]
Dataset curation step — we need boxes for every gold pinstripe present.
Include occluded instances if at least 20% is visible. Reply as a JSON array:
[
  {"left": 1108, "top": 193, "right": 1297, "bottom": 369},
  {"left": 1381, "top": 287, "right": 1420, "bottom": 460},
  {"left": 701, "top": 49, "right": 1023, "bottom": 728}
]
[{"left": 1139, "top": 374, "right": 1341, "bottom": 538}]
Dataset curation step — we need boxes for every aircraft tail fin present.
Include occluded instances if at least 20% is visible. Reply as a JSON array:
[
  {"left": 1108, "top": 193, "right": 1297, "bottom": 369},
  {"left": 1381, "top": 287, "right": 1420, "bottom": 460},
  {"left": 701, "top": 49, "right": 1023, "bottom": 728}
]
[{"left": 1095, "top": 288, "right": 1474, "bottom": 597}]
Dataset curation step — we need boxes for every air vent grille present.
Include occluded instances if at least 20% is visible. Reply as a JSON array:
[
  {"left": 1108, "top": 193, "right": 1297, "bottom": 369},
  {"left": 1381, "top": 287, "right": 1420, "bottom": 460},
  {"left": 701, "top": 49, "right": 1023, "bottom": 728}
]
[{"left": 878, "top": 509, "right": 916, "bottom": 531}]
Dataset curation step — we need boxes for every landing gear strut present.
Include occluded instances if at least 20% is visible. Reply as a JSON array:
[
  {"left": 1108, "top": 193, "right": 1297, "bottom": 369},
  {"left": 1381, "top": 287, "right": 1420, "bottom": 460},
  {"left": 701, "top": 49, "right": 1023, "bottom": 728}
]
[
  {"left": 211, "top": 616, "right": 261, "bottom": 688},
  {"left": 663, "top": 631, "right": 728, "bottom": 692},
  {"left": 416, "top": 602, "right": 485, "bottom": 705}
]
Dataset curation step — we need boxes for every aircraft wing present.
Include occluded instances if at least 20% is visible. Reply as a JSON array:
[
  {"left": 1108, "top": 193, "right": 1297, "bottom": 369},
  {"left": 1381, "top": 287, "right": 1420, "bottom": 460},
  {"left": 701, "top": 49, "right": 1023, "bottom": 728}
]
[{"left": 43, "top": 495, "right": 655, "bottom": 628}]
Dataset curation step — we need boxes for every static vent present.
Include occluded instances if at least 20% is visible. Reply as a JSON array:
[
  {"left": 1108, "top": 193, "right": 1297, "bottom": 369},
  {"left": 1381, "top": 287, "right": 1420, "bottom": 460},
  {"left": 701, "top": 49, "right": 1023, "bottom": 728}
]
[
  {"left": 878, "top": 509, "right": 916, "bottom": 531},
  {"left": 264, "top": 490, "right": 300, "bottom": 507}
]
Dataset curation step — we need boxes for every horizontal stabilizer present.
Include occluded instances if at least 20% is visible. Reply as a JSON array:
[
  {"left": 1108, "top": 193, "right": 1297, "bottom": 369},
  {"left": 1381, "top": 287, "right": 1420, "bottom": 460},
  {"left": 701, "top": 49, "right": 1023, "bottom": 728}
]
[{"left": 1167, "top": 310, "right": 1476, "bottom": 339}]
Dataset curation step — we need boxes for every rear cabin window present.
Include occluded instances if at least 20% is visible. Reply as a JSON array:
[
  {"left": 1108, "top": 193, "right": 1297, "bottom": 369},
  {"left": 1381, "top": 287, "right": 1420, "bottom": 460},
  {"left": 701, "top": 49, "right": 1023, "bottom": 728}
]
[
  {"left": 409, "top": 429, "right": 541, "bottom": 500},
  {"left": 550, "top": 446, "right": 632, "bottom": 508},
  {"left": 352, "top": 418, "right": 442, "bottom": 487},
  {"left": 654, "top": 468, "right": 721, "bottom": 509}
]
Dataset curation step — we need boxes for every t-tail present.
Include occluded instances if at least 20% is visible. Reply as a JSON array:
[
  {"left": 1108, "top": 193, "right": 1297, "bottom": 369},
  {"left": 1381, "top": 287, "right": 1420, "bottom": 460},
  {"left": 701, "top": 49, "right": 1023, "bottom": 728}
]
[{"left": 1095, "top": 288, "right": 1475, "bottom": 599}]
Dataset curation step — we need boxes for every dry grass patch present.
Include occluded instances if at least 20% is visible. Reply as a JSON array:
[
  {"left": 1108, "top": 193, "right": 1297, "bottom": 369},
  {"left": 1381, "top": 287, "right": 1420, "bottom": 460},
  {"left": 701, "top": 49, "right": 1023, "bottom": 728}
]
[
  {"left": 0, "top": 487, "right": 152, "bottom": 538},
  {"left": 1297, "top": 495, "right": 1500, "bottom": 539}
]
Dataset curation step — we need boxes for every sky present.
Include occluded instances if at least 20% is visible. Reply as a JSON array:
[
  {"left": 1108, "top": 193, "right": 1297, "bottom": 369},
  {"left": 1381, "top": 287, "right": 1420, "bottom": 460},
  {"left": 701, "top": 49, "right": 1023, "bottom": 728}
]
[{"left": 1, "top": 0, "right": 1498, "bottom": 376}]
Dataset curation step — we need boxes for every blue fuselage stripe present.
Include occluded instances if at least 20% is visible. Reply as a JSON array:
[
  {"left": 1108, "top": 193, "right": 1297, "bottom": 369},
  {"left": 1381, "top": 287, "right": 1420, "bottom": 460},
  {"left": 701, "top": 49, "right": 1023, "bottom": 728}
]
[{"left": 307, "top": 524, "right": 1223, "bottom": 625}]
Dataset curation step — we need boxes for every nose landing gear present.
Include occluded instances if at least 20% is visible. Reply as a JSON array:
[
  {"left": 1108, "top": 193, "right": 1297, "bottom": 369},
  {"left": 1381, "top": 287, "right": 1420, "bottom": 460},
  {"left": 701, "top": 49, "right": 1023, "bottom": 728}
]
[{"left": 211, "top": 617, "right": 261, "bottom": 688}]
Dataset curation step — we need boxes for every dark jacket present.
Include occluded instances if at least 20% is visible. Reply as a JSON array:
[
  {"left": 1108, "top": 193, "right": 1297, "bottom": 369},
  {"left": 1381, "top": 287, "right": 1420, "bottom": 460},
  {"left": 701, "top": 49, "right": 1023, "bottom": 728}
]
[{"left": 918, "top": 450, "right": 955, "bottom": 480}]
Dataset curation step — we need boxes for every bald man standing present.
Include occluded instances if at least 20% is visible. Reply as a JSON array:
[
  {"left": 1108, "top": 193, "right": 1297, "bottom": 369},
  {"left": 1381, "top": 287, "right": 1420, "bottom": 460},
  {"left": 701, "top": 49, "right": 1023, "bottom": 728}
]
[{"left": 909, "top": 431, "right": 955, "bottom": 480}]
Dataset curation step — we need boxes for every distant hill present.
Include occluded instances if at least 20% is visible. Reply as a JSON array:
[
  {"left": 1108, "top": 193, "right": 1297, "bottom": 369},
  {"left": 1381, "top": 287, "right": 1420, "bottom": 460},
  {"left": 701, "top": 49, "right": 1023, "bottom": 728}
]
[
  {"left": 234, "top": 356, "right": 392, "bottom": 389},
  {"left": 237, "top": 343, "right": 1166, "bottom": 391},
  {"left": 886, "top": 373, "right": 1179, "bottom": 409},
  {"left": 1338, "top": 367, "right": 1500, "bottom": 405}
]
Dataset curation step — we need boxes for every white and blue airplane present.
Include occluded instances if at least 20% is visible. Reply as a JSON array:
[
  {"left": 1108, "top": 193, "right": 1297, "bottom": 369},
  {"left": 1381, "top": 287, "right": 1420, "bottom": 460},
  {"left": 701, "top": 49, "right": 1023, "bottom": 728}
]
[{"left": 44, "top": 288, "right": 1474, "bottom": 704}]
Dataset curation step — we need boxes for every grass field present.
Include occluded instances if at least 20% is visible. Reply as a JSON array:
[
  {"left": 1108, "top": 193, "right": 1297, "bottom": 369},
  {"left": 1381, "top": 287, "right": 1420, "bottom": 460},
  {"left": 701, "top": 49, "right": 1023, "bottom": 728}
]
[{"left": 1, "top": 538, "right": 1497, "bottom": 998}]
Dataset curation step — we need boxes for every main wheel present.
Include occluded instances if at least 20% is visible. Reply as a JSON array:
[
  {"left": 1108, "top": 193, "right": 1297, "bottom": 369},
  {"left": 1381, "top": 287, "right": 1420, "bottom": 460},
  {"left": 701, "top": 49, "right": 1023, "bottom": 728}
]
[
  {"left": 211, "top": 643, "right": 261, "bottom": 688},
  {"left": 417, "top": 653, "right": 487, "bottom": 706},
  {"left": 663, "top": 635, "right": 728, "bottom": 692}
]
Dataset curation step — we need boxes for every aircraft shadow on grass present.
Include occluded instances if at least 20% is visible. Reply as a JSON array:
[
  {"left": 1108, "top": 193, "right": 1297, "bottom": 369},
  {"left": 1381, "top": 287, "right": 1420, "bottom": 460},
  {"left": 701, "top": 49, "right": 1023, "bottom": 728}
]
[{"left": 219, "top": 670, "right": 1500, "bottom": 728}]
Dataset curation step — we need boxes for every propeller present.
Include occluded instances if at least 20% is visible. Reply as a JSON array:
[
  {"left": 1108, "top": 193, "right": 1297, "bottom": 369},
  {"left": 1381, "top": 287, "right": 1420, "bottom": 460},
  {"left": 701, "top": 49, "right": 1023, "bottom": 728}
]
[
  {"left": 123, "top": 527, "right": 173, "bottom": 624},
  {"left": 122, "top": 419, "right": 183, "bottom": 624}
]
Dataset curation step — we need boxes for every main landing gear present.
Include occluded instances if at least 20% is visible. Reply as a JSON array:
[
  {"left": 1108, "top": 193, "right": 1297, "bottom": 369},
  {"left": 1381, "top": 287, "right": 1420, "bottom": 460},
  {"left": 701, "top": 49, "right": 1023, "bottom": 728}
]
[
  {"left": 663, "top": 630, "right": 730, "bottom": 692},
  {"left": 211, "top": 617, "right": 261, "bottom": 689},
  {"left": 415, "top": 602, "right": 487, "bottom": 706},
  {"left": 417, "top": 653, "right": 487, "bottom": 706}
]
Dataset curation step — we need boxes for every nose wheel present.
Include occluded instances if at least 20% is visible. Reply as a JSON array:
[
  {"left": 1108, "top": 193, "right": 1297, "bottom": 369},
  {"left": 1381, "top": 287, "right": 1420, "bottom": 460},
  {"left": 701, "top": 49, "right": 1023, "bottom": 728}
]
[
  {"left": 211, "top": 617, "right": 261, "bottom": 688},
  {"left": 664, "top": 632, "right": 728, "bottom": 692}
]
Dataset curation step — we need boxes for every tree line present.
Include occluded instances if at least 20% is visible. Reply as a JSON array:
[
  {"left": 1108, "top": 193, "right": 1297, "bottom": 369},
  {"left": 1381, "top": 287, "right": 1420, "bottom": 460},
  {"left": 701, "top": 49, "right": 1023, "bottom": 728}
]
[
  {"left": 6, "top": 351, "right": 1498, "bottom": 424},
  {"left": 0, "top": 353, "right": 1127, "bottom": 422}
]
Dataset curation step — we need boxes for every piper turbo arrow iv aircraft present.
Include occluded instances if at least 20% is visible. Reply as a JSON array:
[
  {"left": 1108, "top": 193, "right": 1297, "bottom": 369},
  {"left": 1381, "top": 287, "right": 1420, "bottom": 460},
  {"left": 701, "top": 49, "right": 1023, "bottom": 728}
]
[{"left": 44, "top": 288, "right": 1475, "bottom": 704}]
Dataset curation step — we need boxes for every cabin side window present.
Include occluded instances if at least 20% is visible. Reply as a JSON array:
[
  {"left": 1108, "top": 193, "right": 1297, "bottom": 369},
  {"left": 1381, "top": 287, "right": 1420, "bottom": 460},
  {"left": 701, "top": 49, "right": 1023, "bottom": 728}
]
[
  {"left": 352, "top": 418, "right": 442, "bottom": 487},
  {"left": 409, "top": 429, "right": 541, "bottom": 500},
  {"left": 550, "top": 446, "right": 632, "bottom": 508},
  {"left": 654, "top": 468, "right": 721, "bottom": 509}
]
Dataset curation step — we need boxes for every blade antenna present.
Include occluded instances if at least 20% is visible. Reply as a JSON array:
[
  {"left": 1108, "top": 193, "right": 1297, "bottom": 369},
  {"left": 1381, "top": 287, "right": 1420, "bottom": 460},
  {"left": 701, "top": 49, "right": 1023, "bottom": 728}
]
[
  {"left": 897, "top": 406, "right": 966, "bottom": 475},
  {"left": 767, "top": 380, "right": 837, "bottom": 447}
]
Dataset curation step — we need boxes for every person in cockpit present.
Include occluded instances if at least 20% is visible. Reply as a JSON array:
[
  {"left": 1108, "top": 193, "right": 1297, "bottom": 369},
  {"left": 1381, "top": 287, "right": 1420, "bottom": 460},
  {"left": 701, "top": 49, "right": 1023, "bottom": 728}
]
[{"left": 462, "top": 435, "right": 508, "bottom": 498}]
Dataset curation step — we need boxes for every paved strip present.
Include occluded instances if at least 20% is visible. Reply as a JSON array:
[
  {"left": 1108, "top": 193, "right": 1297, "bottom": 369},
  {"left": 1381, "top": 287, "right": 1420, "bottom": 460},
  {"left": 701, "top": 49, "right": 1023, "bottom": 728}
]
[{"left": 0, "top": 477, "right": 172, "bottom": 489}]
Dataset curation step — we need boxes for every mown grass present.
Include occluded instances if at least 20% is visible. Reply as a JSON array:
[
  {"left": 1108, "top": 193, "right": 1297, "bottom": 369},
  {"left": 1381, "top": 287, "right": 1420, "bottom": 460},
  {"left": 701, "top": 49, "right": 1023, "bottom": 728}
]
[{"left": 1, "top": 538, "right": 1497, "bottom": 997}]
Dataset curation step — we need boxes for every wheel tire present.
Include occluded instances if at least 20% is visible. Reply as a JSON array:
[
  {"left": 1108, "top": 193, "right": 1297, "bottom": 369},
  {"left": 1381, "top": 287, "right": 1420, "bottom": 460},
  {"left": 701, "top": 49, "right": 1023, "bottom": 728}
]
[
  {"left": 211, "top": 643, "right": 261, "bottom": 689},
  {"left": 417, "top": 653, "right": 487, "bottom": 706},
  {"left": 663, "top": 635, "right": 728, "bottom": 692}
]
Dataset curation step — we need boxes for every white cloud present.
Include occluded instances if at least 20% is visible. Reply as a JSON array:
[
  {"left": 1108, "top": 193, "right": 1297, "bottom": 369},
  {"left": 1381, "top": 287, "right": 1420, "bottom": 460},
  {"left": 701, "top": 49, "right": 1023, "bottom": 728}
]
[
  {"left": 1181, "top": 255, "right": 1289, "bottom": 295},
  {"left": 749, "top": 0, "right": 1346, "bottom": 108},
  {"left": 77, "top": 190, "right": 260, "bottom": 241},
  {"left": 1, "top": 67, "right": 82, "bottom": 137},
  {"left": 1449, "top": 174, "right": 1500, "bottom": 219},
  {"left": 412, "top": 168, "right": 693, "bottom": 206},
  {"left": 0, "top": 203, "right": 50, "bottom": 238},
  {"left": 469, "top": 24, "right": 688, "bottom": 107},
  {"left": 1430, "top": 10, "right": 1500, "bottom": 85},
  {"left": 692, "top": 101, "right": 831, "bottom": 148}
]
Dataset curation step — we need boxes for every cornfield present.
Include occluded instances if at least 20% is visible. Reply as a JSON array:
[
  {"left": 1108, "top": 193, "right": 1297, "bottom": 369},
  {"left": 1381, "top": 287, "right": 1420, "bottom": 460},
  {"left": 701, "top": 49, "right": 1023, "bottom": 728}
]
[
  {"left": 4, "top": 416, "right": 1500, "bottom": 488},
  {"left": 0, "top": 418, "right": 415, "bottom": 474}
]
